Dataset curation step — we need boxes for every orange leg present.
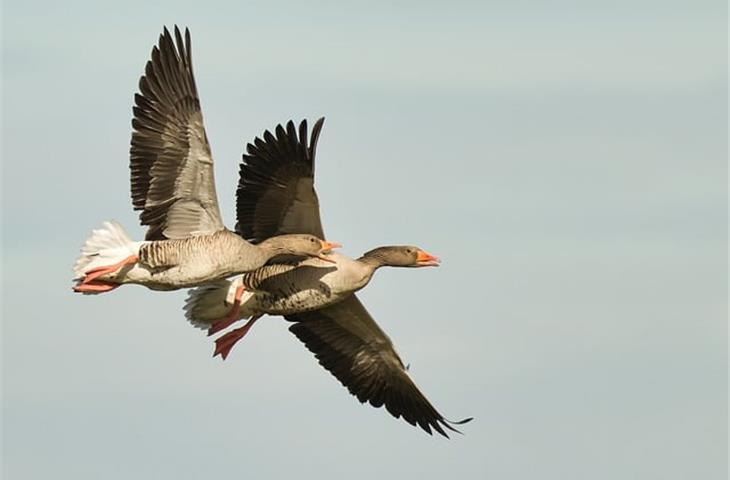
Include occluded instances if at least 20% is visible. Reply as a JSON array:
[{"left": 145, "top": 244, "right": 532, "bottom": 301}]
[
  {"left": 81, "top": 255, "right": 139, "bottom": 284},
  {"left": 213, "top": 314, "right": 262, "bottom": 360},
  {"left": 207, "top": 286, "right": 245, "bottom": 336},
  {"left": 73, "top": 280, "right": 120, "bottom": 293}
]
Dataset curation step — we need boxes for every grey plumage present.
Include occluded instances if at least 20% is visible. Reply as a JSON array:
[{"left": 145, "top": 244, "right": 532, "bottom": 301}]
[
  {"left": 131, "top": 26, "right": 223, "bottom": 241},
  {"left": 236, "top": 118, "right": 326, "bottom": 243},
  {"left": 288, "top": 296, "right": 471, "bottom": 438}
]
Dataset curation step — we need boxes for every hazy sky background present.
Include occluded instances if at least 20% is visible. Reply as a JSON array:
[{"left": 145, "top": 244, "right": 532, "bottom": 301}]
[{"left": 2, "top": 1, "right": 727, "bottom": 479}]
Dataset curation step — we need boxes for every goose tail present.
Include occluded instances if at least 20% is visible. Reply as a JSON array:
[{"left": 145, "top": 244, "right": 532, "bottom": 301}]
[
  {"left": 184, "top": 277, "right": 246, "bottom": 330},
  {"left": 72, "top": 220, "right": 142, "bottom": 293}
]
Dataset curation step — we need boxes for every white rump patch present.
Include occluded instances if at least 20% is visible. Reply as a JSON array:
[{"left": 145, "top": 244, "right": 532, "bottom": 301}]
[{"left": 72, "top": 220, "right": 142, "bottom": 279}]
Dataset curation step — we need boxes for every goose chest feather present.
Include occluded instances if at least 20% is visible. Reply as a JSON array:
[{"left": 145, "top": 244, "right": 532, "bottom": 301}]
[{"left": 237, "top": 253, "right": 375, "bottom": 315}]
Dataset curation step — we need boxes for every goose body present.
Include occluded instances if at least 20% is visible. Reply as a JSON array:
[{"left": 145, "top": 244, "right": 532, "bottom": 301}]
[
  {"left": 235, "top": 252, "right": 372, "bottom": 315},
  {"left": 185, "top": 254, "right": 352, "bottom": 323},
  {"left": 72, "top": 27, "right": 337, "bottom": 294},
  {"left": 186, "top": 248, "right": 436, "bottom": 324},
  {"left": 74, "top": 225, "right": 332, "bottom": 291}
]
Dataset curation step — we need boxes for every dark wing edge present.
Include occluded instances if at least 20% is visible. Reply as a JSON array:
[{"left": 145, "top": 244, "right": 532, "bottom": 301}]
[
  {"left": 235, "top": 118, "right": 326, "bottom": 243},
  {"left": 286, "top": 295, "right": 472, "bottom": 438},
  {"left": 130, "top": 25, "right": 223, "bottom": 240}
]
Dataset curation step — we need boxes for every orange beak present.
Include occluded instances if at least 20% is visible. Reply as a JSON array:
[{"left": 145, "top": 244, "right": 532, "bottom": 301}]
[
  {"left": 320, "top": 240, "right": 342, "bottom": 252},
  {"left": 416, "top": 250, "right": 441, "bottom": 267},
  {"left": 317, "top": 240, "right": 342, "bottom": 264}
]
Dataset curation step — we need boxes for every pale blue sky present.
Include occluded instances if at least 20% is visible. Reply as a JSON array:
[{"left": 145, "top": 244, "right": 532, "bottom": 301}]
[{"left": 2, "top": 1, "right": 727, "bottom": 479}]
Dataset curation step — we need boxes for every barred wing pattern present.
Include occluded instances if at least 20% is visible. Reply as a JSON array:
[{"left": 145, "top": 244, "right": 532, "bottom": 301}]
[
  {"left": 287, "top": 296, "right": 471, "bottom": 438},
  {"left": 131, "top": 26, "right": 224, "bottom": 240},
  {"left": 236, "top": 118, "right": 325, "bottom": 242}
]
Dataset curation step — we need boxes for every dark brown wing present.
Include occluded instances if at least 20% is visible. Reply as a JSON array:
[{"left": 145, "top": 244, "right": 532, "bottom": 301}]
[
  {"left": 130, "top": 26, "right": 224, "bottom": 240},
  {"left": 235, "top": 118, "right": 325, "bottom": 242},
  {"left": 287, "top": 295, "right": 472, "bottom": 438}
]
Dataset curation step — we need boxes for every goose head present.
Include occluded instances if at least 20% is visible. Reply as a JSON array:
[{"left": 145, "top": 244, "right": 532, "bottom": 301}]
[
  {"left": 260, "top": 234, "right": 341, "bottom": 262},
  {"left": 361, "top": 246, "right": 440, "bottom": 268}
]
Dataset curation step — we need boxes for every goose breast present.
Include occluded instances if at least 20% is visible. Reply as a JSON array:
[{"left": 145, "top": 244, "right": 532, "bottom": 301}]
[{"left": 236, "top": 253, "right": 372, "bottom": 316}]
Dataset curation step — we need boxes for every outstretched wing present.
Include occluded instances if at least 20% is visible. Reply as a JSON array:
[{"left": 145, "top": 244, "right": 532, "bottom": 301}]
[
  {"left": 235, "top": 118, "right": 325, "bottom": 242},
  {"left": 287, "top": 295, "right": 472, "bottom": 438},
  {"left": 130, "top": 26, "right": 224, "bottom": 240}
]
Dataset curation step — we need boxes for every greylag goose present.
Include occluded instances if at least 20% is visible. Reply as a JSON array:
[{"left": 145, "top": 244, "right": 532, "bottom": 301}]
[
  {"left": 186, "top": 118, "right": 471, "bottom": 437},
  {"left": 72, "top": 27, "right": 339, "bottom": 294},
  {"left": 186, "top": 247, "right": 439, "bottom": 357}
]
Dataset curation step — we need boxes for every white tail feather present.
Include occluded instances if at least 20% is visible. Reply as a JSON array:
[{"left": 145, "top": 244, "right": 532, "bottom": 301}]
[
  {"left": 184, "top": 277, "right": 249, "bottom": 330},
  {"left": 73, "top": 220, "right": 141, "bottom": 280}
]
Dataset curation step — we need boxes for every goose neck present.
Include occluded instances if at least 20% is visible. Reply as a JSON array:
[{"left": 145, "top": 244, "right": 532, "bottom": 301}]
[
  {"left": 357, "top": 252, "right": 387, "bottom": 272},
  {"left": 256, "top": 237, "right": 290, "bottom": 257}
]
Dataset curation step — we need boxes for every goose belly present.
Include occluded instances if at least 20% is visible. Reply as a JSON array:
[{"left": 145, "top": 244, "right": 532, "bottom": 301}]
[{"left": 99, "top": 261, "right": 232, "bottom": 290}]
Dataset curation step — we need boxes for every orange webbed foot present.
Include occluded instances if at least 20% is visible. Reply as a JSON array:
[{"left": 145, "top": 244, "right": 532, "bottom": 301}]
[
  {"left": 207, "top": 286, "right": 245, "bottom": 336},
  {"left": 73, "top": 280, "right": 120, "bottom": 293},
  {"left": 81, "top": 255, "right": 138, "bottom": 284},
  {"left": 212, "top": 315, "right": 262, "bottom": 360}
]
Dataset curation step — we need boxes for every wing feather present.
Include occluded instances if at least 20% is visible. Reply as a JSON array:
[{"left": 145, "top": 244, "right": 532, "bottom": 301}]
[
  {"left": 130, "top": 26, "right": 224, "bottom": 240},
  {"left": 235, "top": 118, "right": 325, "bottom": 242},
  {"left": 287, "top": 296, "right": 472, "bottom": 438}
]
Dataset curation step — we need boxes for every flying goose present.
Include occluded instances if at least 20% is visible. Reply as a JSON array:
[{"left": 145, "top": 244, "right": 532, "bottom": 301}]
[
  {"left": 186, "top": 247, "right": 440, "bottom": 358},
  {"left": 186, "top": 118, "right": 471, "bottom": 437},
  {"left": 72, "top": 27, "right": 339, "bottom": 294}
]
